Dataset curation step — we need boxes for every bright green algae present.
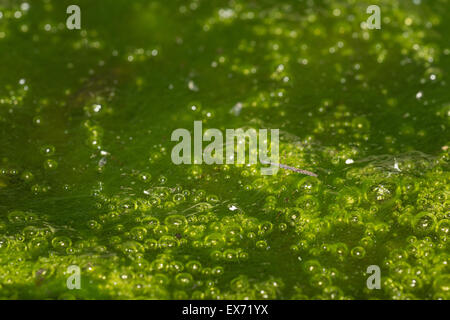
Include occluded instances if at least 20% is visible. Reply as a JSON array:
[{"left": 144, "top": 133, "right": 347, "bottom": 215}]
[{"left": 0, "top": 0, "right": 449, "bottom": 299}]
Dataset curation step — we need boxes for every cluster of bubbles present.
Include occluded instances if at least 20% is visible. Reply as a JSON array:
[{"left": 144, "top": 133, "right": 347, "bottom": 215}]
[
  {"left": 2, "top": 140, "right": 447, "bottom": 299},
  {"left": 0, "top": 171, "right": 289, "bottom": 299},
  {"left": 266, "top": 148, "right": 448, "bottom": 299}
]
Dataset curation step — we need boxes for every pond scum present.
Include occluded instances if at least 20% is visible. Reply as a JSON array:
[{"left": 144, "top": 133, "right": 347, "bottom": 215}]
[{"left": 0, "top": 0, "right": 449, "bottom": 299}]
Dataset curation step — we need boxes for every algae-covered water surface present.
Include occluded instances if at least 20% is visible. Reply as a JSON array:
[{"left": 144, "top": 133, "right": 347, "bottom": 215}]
[{"left": 0, "top": 0, "right": 449, "bottom": 300}]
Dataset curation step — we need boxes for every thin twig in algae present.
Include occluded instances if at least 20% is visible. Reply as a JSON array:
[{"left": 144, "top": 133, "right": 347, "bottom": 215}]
[{"left": 260, "top": 161, "right": 318, "bottom": 177}]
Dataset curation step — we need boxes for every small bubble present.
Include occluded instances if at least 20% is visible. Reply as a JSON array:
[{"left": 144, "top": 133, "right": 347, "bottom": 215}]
[
  {"left": 40, "top": 145, "right": 55, "bottom": 156},
  {"left": 256, "top": 240, "right": 268, "bottom": 250},
  {"left": 21, "top": 3, "right": 30, "bottom": 11},
  {"left": 139, "top": 172, "right": 151, "bottom": 182},
  {"left": 188, "top": 80, "right": 199, "bottom": 92},
  {"left": 158, "top": 175, "right": 167, "bottom": 184},
  {"left": 20, "top": 171, "right": 34, "bottom": 182},
  {"left": 44, "top": 159, "right": 58, "bottom": 170},
  {"left": 175, "top": 273, "right": 193, "bottom": 287},
  {"left": 350, "top": 246, "right": 366, "bottom": 259},
  {"left": 51, "top": 236, "right": 72, "bottom": 249}
]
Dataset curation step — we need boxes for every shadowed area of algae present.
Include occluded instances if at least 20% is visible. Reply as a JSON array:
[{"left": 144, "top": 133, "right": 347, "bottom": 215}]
[{"left": 0, "top": 0, "right": 449, "bottom": 299}]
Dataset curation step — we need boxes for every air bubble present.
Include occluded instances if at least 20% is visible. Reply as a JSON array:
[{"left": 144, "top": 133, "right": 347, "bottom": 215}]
[
  {"left": 413, "top": 212, "right": 436, "bottom": 235},
  {"left": 350, "top": 246, "right": 366, "bottom": 259},
  {"left": 51, "top": 236, "right": 72, "bottom": 250},
  {"left": 44, "top": 159, "right": 58, "bottom": 170},
  {"left": 175, "top": 273, "right": 193, "bottom": 287}
]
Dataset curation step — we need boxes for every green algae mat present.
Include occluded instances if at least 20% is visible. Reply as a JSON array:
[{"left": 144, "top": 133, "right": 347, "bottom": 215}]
[{"left": 0, "top": 0, "right": 449, "bottom": 300}]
